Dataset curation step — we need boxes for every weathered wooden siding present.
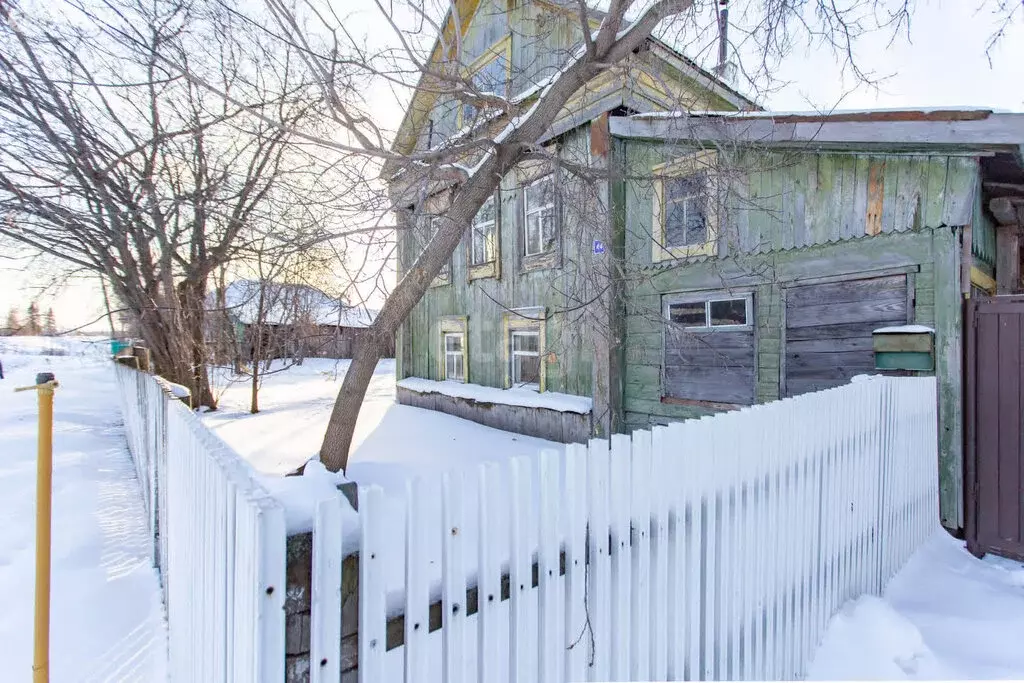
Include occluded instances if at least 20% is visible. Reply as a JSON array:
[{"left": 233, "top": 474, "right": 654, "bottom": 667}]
[
  {"left": 622, "top": 143, "right": 977, "bottom": 264},
  {"left": 414, "top": 3, "right": 742, "bottom": 152},
  {"left": 617, "top": 140, "right": 970, "bottom": 529},
  {"left": 620, "top": 231, "right": 940, "bottom": 424},
  {"left": 398, "top": 125, "right": 601, "bottom": 398}
]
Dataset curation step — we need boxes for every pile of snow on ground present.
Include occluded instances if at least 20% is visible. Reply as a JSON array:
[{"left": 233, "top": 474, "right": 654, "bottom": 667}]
[{"left": 809, "top": 531, "right": 1024, "bottom": 680}]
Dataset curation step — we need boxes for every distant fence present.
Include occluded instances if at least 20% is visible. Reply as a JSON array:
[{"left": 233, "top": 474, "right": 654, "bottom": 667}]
[
  {"left": 114, "top": 364, "right": 287, "bottom": 682},
  {"left": 310, "top": 375, "right": 938, "bottom": 682}
]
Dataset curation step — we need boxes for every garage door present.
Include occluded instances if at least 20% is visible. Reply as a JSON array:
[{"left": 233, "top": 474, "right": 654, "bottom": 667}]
[{"left": 783, "top": 274, "right": 909, "bottom": 397}]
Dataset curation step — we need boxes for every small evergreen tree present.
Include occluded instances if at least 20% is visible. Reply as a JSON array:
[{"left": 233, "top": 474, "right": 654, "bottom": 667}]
[
  {"left": 3, "top": 307, "right": 19, "bottom": 336},
  {"left": 43, "top": 308, "right": 57, "bottom": 336},
  {"left": 25, "top": 301, "right": 40, "bottom": 336}
]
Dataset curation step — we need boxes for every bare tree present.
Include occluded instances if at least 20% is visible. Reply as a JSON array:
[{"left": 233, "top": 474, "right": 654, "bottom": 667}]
[
  {"left": 0, "top": 0, "right": 348, "bottom": 406},
  {"left": 154, "top": 0, "right": 1011, "bottom": 471}
]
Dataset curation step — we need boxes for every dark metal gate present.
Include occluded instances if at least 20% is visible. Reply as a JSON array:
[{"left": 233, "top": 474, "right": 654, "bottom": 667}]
[{"left": 965, "top": 295, "right": 1024, "bottom": 561}]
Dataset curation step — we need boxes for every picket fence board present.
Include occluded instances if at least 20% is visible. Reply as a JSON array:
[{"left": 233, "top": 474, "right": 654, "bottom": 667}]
[
  {"left": 311, "top": 496, "right": 344, "bottom": 683},
  {"left": 476, "top": 465, "right": 501, "bottom": 683},
  {"left": 406, "top": 478, "right": 430, "bottom": 683},
  {"left": 441, "top": 472, "right": 467, "bottom": 683},
  {"left": 359, "top": 486, "right": 387, "bottom": 683}
]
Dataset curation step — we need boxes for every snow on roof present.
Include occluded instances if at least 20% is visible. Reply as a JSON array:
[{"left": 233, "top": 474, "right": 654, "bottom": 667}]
[
  {"left": 397, "top": 377, "right": 593, "bottom": 414},
  {"left": 217, "top": 279, "right": 377, "bottom": 328},
  {"left": 631, "top": 107, "right": 1012, "bottom": 122}
]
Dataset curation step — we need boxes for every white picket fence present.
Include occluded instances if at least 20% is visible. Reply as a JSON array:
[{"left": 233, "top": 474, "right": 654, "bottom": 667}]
[
  {"left": 311, "top": 375, "right": 939, "bottom": 682},
  {"left": 114, "top": 364, "right": 287, "bottom": 682}
]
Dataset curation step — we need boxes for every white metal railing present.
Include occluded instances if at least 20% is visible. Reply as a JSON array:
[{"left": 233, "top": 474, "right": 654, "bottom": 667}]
[
  {"left": 114, "top": 364, "right": 287, "bottom": 682},
  {"left": 315, "top": 375, "right": 938, "bottom": 682}
]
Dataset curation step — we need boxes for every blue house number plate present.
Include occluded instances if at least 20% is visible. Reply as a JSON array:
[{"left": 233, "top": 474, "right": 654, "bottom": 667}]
[{"left": 593, "top": 240, "right": 606, "bottom": 255}]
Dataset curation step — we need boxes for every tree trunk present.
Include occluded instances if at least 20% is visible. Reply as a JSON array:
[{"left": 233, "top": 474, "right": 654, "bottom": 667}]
[
  {"left": 177, "top": 278, "right": 218, "bottom": 410},
  {"left": 316, "top": 1, "right": 688, "bottom": 471}
]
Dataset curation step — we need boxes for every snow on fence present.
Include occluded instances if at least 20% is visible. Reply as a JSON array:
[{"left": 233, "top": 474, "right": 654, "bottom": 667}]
[
  {"left": 114, "top": 363, "right": 287, "bottom": 682},
  {"left": 314, "top": 375, "right": 938, "bottom": 682}
]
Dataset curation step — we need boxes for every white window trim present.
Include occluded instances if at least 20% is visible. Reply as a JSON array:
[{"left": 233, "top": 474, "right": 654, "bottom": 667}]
[
  {"left": 652, "top": 149, "right": 720, "bottom": 262},
  {"left": 523, "top": 175, "right": 555, "bottom": 257},
  {"left": 510, "top": 329, "right": 541, "bottom": 390},
  {"left": 662, "top": 292, "right": 754, "bottom": 331},
  {"left": 470, "top": 196, "right": 497, "bottom": 266},
  {"left": 443, "top": 331, "right": 466, "bottom": 382}
]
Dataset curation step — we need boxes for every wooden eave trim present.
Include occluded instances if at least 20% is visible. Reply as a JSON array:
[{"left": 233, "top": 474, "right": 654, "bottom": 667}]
[
  {"left": 609, "top": 114, "right": 1024, "bottom": 148},
  {"left": 646, "top": 40, "right": 759, "bottom": 112}
]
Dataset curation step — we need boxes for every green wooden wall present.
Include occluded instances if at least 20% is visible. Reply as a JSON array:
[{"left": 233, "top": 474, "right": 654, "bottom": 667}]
[
  {"left": 615, "top": 140, "right": 976, "bottom": 529},
  {"left": 398, "top": 125, "right": 600, "bottom": 396}
]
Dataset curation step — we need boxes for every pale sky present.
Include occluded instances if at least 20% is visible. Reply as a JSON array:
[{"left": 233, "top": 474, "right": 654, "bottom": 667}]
[{"left": 2, "top": 0, "right": 1021, "bottom": 333}]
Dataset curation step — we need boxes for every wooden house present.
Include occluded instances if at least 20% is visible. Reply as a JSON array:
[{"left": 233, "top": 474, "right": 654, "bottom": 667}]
[
  {"left": 388, "top": 1, "right": 1024, "bottom": 534},
  {"left": 208, "top": 280, "right": 389, "bottom": 363}
]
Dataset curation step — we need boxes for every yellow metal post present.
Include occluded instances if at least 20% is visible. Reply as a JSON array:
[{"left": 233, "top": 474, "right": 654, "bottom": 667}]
[{"left": 15, "top": 373, "right": 58, "bottom": 683}]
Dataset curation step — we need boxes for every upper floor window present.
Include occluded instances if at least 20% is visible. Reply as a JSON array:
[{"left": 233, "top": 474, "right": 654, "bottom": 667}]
[
  {"left": 652, "top": 150, "right": 719, "bottom": 262},
  {"left": 524, "top": 174, "right": 556, "bottom": 256},
  {"left": 471, "top": 195, "right": 497, "bottom": 266},
  {"left": 458, "top": 36, "right": 511, "bottom": 129},
  {"left": 664, "top": 173, "right": 708, "bottom": 248}
]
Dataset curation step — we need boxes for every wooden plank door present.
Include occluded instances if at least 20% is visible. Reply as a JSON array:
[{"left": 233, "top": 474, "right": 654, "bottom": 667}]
[
  {"left": 966, "top": 296, "right": 1024, "bottom": 561},
  {"left": 782, "top": 274, "right": 909, "bottom": 396}
]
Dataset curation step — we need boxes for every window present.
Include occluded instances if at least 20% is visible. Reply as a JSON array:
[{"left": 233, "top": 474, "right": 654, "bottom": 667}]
[
  {"left": 652, "top": 150, "right": 719, "bottom": 262},
  {"left": 470, "top": 195, "right": 497, "bottom": 266},
  {"left": 524, "top": 175, "right": 556, "bottom": 256},
  {"left": 444, "top": 332, "right": 465, "bottom": 382},
  {"left": 510, "top": 330, "right": 540, "bottom": 388},
  {"left": 667, "top": 296, "right": 751, "bottom": 330},
  {"left": 439, "top": 316, "right": 468, "bottom": 382},
  {"left": 662, "top": 291, "right": 755, "bottom": 405},
  {"left": 459, "top": 38, "right": 510, "bottom": 129},
  {"left": 503, "top": 306, "right": 545, "bottom": 391},
  {"left": 664, "top": 174, "right": 708, "bottom": 247}
]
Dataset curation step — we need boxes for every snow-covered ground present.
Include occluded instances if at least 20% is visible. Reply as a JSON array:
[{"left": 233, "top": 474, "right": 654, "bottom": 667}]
[
  {"left": 205, "top": 358, "right": 565, "bottom": 610},
  {"left": 207, "top": 359, "right": 1024, "bottom": 682},
  {"left": 809, "top": 531, "right": 1024, "bottom": 680},
  {"left": 0, "top": 337, "right": 167, "bottom": 682}
]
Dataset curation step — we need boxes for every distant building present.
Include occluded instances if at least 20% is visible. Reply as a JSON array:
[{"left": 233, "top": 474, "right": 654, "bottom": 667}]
[{"left": 207, "top": 279, "right": 391, "bottom": 363}]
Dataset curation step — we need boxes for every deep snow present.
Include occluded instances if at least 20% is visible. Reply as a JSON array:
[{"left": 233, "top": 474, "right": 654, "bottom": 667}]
[
  {"left": 808, "top": 531, "right": 1024, "bottom": 680},
  {"left": 0, "top": 337, "right": 167, "bottom": 682},
  {"left": 205, "top": 358, "right": 566, "bottom": 614},
  {"left": 207, "top": 359, "right": 1024, "bottom": 682}
]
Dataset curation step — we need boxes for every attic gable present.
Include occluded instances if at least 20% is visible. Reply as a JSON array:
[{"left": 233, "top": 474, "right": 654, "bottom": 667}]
[{"left": 391, "top": 0, "right": 756, "bottom": 157}]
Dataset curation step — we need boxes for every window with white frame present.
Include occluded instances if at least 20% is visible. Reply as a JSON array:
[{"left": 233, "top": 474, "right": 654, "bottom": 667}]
[
  {"left": 443, "top": 332, "right": 465, "bottom": 382},
  {"left": 470, "top": 195, "right": 497, "bottom": 266},
  {"left": 510, "top": 329, "right": 540, "bottom": 388},
  {"left": 666, "top": 295, "right": 751, "bottom": 329},
  {"left": 664, "top": 173, "right": 708, "bottom": 248},
  {"left": 523, "top": 174, "right": 556, "bottom": 256}
]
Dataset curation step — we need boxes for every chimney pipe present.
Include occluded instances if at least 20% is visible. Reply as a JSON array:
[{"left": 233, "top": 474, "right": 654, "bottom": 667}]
[{"left": 716, "top": 0, "right": 729, "bottom": 77}]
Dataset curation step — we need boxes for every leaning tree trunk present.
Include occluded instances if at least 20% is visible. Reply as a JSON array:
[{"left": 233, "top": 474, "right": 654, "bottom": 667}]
[
  {"left": 319, "top": 152, "right": 515, "bottom": 470},
  {"left": 317, "top": 0, "right": 689, "bottom": 471}
]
